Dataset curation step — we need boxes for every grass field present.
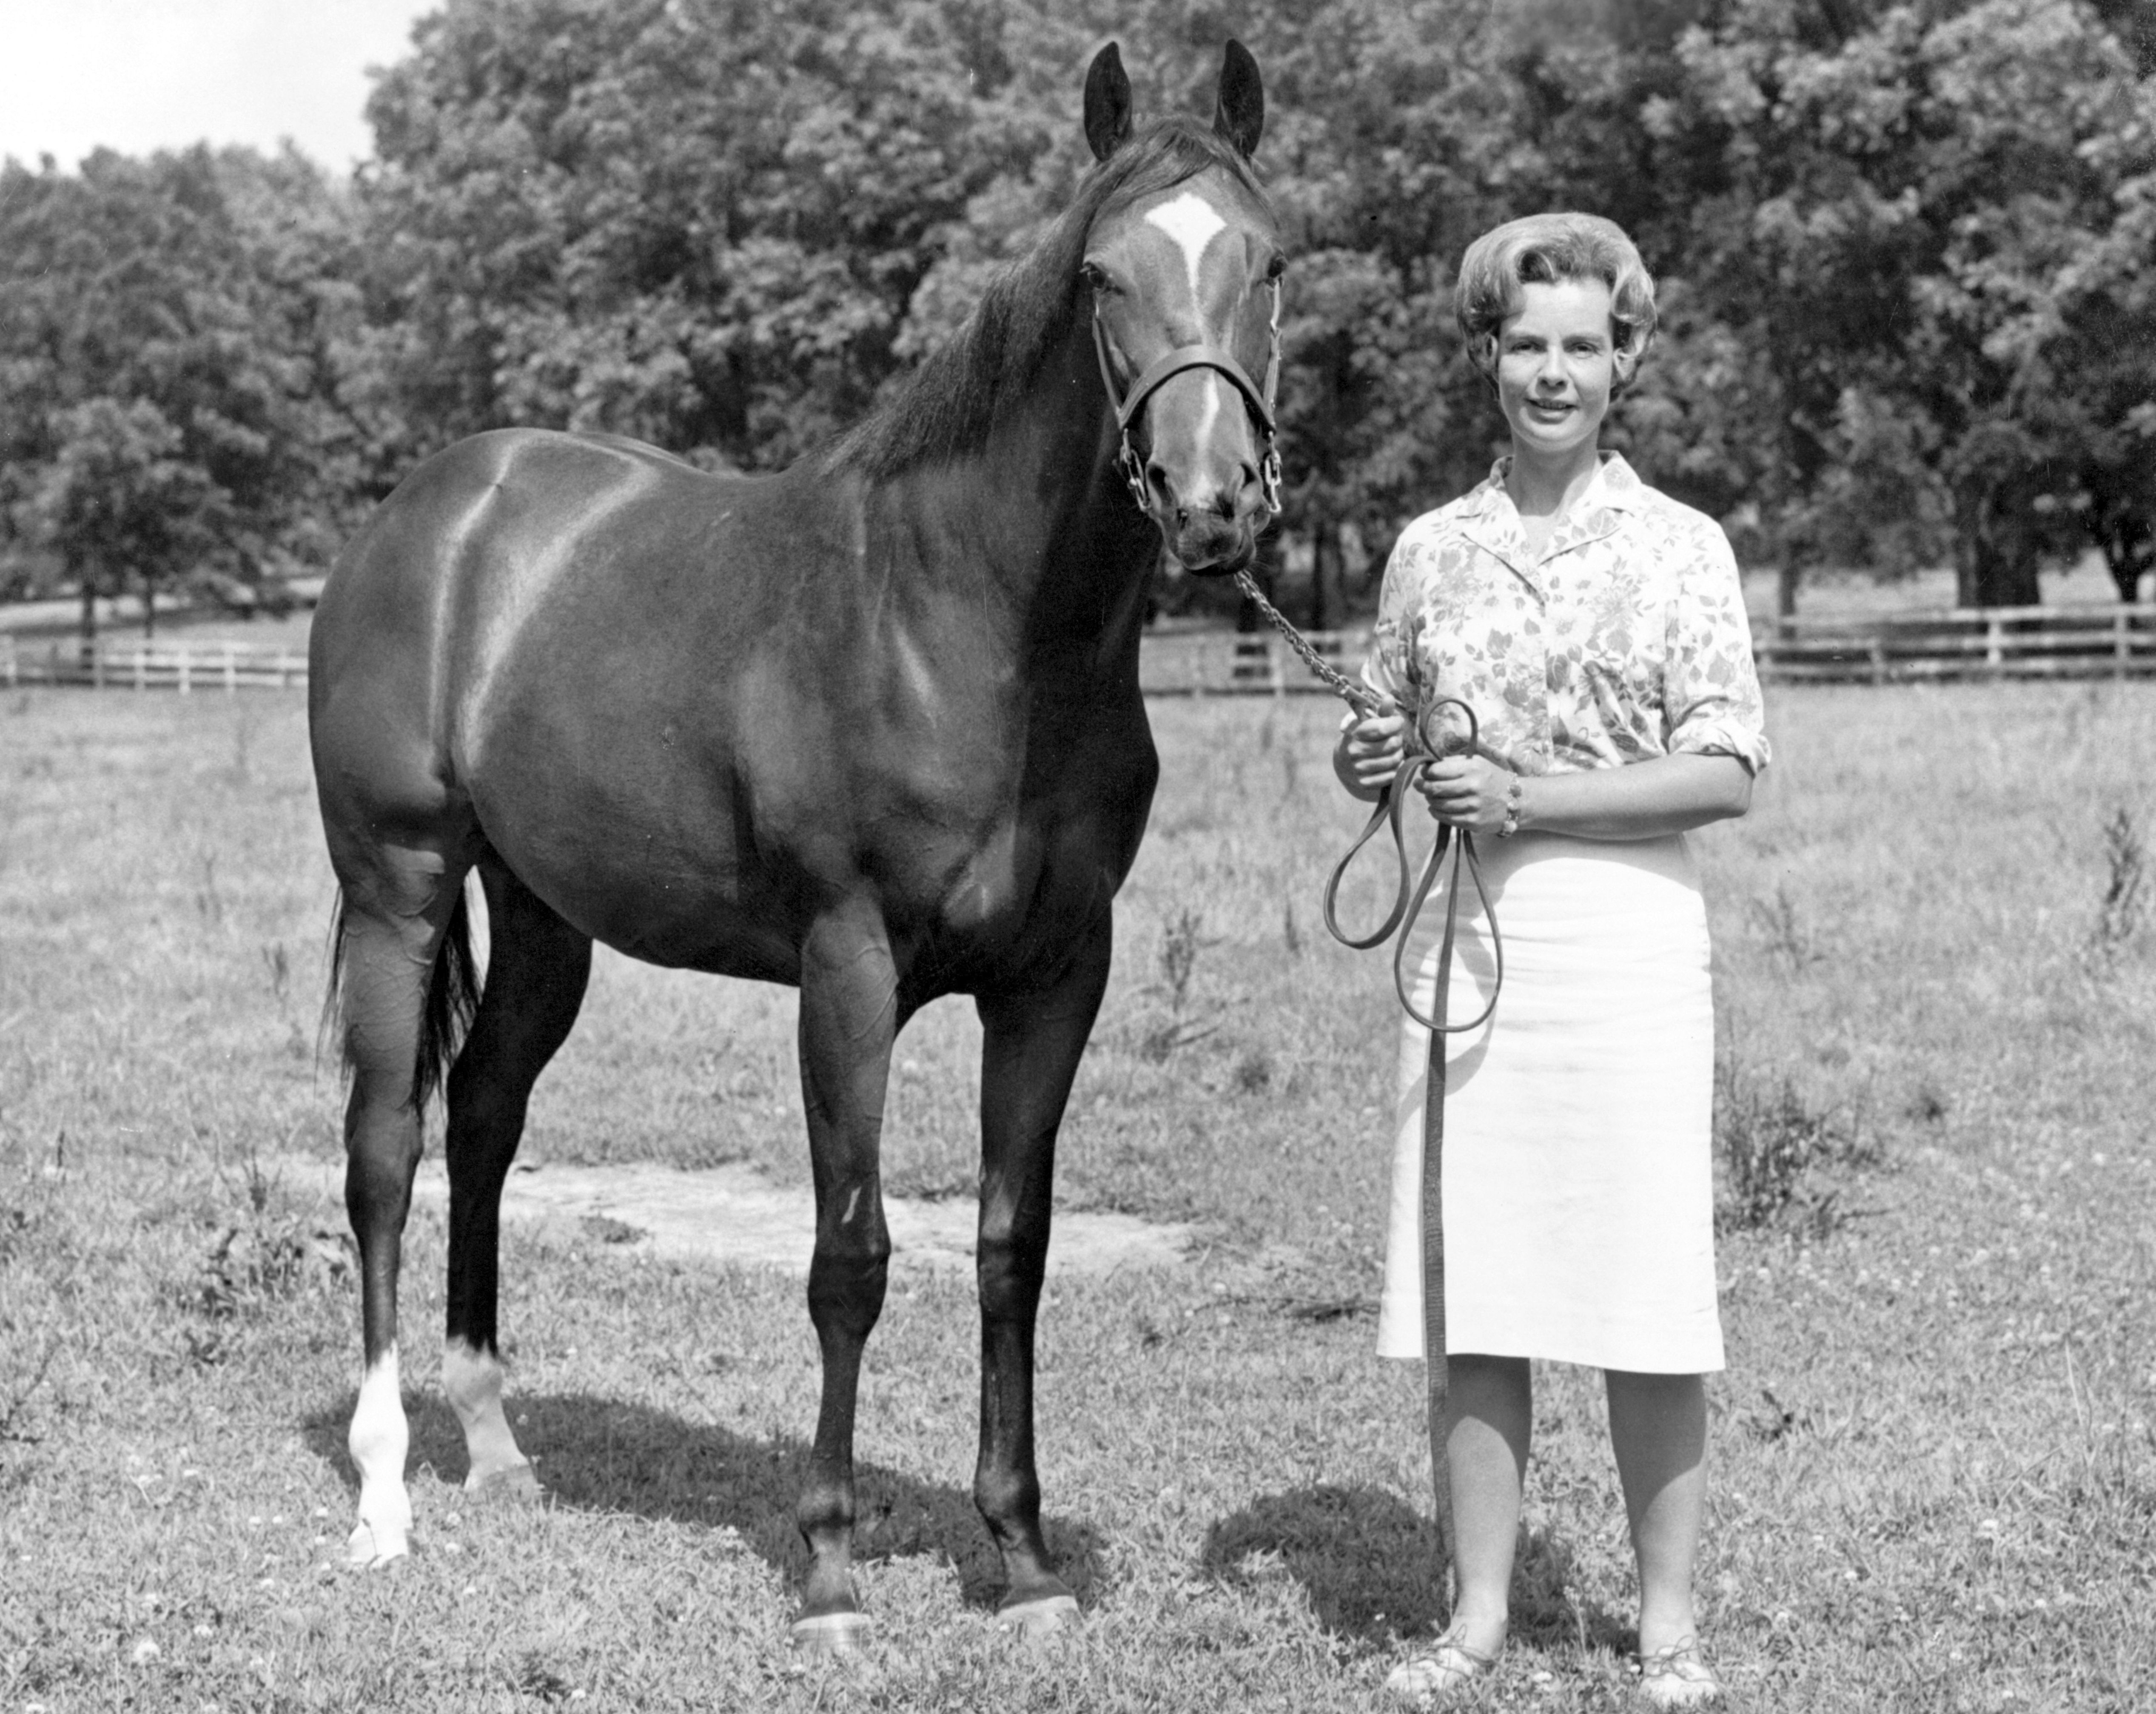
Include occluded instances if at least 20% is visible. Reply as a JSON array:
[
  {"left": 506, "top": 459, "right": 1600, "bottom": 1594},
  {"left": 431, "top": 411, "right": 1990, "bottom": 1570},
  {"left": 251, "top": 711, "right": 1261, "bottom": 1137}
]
[{"left": 2, "top": 680, "right": 2153, "bottom": 1712}]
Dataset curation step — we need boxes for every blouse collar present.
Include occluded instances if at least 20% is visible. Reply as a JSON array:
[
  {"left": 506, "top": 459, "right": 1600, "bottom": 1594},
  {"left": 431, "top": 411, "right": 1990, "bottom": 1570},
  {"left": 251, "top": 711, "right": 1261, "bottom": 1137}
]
[{"left": 1457, "top": 451, "right": 1643, "bottom": 586}]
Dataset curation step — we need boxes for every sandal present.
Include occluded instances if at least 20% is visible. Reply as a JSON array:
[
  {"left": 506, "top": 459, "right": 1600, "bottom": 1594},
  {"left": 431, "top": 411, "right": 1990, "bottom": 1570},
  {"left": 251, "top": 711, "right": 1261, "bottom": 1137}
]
[
  {"left": 1384, "top": 1626, "right": 1501, "bottom": 1706},
  {"left": 1638, "top": 1636, "right": 1721, "bottom": 1708}
]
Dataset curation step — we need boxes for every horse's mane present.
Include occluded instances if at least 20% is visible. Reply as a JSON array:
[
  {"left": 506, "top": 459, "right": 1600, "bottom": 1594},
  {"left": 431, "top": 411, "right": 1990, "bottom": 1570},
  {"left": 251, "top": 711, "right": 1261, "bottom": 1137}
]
[{"left": 826, "top": 116, "right": 1266, "bottom": 481}]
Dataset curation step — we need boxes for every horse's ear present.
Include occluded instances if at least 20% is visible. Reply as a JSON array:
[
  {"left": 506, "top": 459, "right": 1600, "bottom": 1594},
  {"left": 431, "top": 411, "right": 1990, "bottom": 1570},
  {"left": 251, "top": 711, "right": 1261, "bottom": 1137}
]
[
  {"left": 1085, "top": 42, "right": 1134, "bottom": 162},
  {"left": 1213, "top": 40, "right": 1264, "bottom": 159}
]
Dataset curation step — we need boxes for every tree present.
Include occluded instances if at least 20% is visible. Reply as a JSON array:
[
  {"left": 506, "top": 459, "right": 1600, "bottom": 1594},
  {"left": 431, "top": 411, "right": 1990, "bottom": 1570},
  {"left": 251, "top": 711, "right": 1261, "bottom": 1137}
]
[
  {"left": 0, "top": 146, "right": 373, "bottom": 632},
  {"left": 1655, "top": 0, "right": 2156, "bottom": 606},
  {"left": 356, "top": 0, "right": 1035, "bottom": 472}
]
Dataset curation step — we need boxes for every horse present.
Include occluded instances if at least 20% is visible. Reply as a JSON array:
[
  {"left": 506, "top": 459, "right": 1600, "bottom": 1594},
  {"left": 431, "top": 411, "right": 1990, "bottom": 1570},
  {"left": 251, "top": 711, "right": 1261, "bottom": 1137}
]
[{"left": 309, "top": 40, "right": 1284, "bottom": 1649}]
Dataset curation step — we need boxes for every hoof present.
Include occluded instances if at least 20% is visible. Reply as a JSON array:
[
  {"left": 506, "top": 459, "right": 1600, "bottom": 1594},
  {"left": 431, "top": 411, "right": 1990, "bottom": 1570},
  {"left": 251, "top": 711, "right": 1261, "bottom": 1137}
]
[
  {"left": 345, "top": 1521, "right": 408, "bottom": 1569},
  {"left": 465, "top": 1461, "right": 542, "bottom": 1502},
  {"left": 995, "top": 1593, "right": 1080, "bottom": 1642},
  {"left": 790, "top": 1611, "right": 871, "bottom": 1656}
]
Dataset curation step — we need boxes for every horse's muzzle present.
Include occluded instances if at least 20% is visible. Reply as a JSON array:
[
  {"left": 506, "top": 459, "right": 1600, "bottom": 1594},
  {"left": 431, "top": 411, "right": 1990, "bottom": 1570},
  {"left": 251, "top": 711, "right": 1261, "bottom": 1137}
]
[{"left": 1167, "top": 509, "right": 1260, "bottom": 575}]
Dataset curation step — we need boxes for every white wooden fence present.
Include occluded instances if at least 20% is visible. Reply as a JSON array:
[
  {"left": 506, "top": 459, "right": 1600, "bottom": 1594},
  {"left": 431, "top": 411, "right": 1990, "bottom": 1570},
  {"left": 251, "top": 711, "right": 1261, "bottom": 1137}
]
[
  {"left": 1138, "top": 627, "right": 1367, "bottom": 698},
  {"left": 0, "top": 637, "right": 309, "bottom": 692},
  {"left": 1753, "top": 604, "right": 2156, "bottom": 683},
  {"left": 4, "top": 604, "right": 2152, "bottom": 698}
]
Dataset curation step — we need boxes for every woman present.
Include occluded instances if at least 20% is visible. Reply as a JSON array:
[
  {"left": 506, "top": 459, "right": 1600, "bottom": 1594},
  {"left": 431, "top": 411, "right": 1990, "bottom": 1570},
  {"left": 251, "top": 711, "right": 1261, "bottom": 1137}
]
[{"left": 1333, "top": 213, "right": 1768, "bottom": 1708}]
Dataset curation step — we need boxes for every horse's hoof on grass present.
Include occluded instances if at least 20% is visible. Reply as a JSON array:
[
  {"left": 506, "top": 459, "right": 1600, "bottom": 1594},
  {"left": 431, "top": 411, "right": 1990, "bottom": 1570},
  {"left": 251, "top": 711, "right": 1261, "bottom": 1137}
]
[
  {"left": 995, "top": 1593, "right": 1080, "bottom": 1643},
  {"left": 466, "top": 1462, "right": 542, "bottom": 1503},
  {"left": 790, "top": 1611, "right": 871, "bottom": 1656},
  {"left": 345, "top": 1521, "right": 408, "bottom": 1569}
]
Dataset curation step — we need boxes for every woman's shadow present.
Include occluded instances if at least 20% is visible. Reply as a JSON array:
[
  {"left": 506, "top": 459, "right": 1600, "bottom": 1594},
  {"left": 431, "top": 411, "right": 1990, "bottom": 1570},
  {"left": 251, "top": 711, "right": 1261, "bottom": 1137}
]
[
  {"left": 1201, "top": 1486, "right": 1630, "bottom": 1654},
  {"left": 302, "top": 1389, "right": 1100, "bottom": 1611}
]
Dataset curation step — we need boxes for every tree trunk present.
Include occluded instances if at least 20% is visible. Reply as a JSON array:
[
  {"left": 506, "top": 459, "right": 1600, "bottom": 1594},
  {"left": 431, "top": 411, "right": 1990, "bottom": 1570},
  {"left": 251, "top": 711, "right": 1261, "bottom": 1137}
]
[
  {"left": 2097, "top": 518, "right": 2153, "bottom": 605},
  {"left": 76, "top": 555, "right": 97, "bottom": 652},
  {"left": 1954, "top": 488, "right": 2043, "bottom": 609},
  {"left": 1776, "top": 564, "right": 1801, "bottom": 625},
  {"left": 1310, "top": 520, "right": 1345, "bottom": 635}
]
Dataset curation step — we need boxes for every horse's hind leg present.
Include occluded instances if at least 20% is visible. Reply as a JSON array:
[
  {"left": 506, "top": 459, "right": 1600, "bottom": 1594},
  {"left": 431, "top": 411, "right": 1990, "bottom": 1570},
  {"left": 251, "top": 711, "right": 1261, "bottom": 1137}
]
[
  {"left": 972, "top": 914, "right": 1114, "bottom": 1638},
  {"left": 441, "top": 859, "right": 592, "bottom": 1498},
  {"left": 791, "top": 904, "right": 902, "bottom": 1652},
  {"left": 333, "top": 849, "right": 473, "bottom": 1568}
]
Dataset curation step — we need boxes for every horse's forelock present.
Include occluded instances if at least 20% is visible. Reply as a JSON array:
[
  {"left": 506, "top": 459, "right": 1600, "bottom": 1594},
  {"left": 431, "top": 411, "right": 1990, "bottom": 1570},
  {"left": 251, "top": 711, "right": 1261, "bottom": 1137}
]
[{"left": 831, "top": 117, "right": 1269, "bottom": 481}]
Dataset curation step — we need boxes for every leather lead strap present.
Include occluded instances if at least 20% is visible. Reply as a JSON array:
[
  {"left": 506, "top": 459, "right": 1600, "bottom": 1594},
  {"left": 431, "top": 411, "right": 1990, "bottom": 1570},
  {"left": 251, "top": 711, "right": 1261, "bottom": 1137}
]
[
  {"left": 1320, "top": 696, "right": 1504, "bottom": 1604},
  {"left": 1422, "top": 826, "right": 1458, "bottom": 1596}
]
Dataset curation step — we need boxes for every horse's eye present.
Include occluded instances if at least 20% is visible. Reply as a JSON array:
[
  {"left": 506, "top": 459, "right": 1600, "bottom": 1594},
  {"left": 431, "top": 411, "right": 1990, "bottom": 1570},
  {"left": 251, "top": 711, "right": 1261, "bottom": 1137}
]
[
  {"left": 1082, "top": 261, "right": 1114, "bottom": 294},
  {"left": 1265, "top": 254, "right": 1287, "bottom": 282}
]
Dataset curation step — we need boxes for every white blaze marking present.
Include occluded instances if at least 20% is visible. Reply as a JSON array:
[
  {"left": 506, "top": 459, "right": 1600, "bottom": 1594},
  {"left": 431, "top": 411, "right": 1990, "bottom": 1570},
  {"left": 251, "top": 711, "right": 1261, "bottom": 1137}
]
[
  {"left": 1194, "top": 377, "right": 1224, "bottom": 455},
  {"left": 1145, "top": 191, "right": 1227, "bottom": 300},
  {"left": 444, "top": 1338, "right": 533, "bottom": 1492},
  {"left": 347, "top": 1346, "right": 412, "bottom": 1566}
]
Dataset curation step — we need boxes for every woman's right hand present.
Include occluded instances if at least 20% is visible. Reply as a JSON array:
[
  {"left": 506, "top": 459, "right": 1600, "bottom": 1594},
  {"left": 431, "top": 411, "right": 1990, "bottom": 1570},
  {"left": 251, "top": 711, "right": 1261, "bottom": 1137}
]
[{"left": 1333, "top": 697, "right": 1408, "bottom": 801}]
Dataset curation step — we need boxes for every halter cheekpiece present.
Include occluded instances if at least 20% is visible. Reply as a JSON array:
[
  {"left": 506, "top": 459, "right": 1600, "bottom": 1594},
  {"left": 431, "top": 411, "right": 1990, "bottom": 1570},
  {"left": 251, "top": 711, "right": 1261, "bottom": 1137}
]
[{"left": 1090, "top": 278, "right": 1284, "bottom": 516}]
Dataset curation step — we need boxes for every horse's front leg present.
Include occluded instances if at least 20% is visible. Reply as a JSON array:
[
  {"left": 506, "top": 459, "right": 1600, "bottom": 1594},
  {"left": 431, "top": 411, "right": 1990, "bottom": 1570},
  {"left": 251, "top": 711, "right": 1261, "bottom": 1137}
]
[
  {"left": 973, "top": 913, "right": 1114, "bottom": 1639},
  {"left": 791, "top": 904, "right": 902, "bottom": 1653}
]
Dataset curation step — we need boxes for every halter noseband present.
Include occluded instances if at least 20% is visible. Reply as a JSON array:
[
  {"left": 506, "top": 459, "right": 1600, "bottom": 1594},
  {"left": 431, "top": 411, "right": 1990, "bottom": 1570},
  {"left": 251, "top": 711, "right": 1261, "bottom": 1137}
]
[{"left": 1090, "top": 278, "right": 1284, "bottom": 517}]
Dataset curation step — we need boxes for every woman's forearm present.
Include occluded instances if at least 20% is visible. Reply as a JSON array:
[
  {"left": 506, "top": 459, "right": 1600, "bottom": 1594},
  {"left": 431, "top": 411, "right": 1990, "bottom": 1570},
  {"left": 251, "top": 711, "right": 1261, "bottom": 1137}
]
[{"left": 1515, "top": 753, "right": 1752, "bottom": 840}]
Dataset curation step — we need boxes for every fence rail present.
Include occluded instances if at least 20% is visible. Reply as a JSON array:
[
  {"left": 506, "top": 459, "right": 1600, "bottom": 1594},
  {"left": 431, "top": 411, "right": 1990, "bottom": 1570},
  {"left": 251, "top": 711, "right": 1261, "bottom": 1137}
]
[
  {"left": 1, "top": 637, "right": 309, "bottom": 692},
  {"left": 5, "top": 604, "right": 2153, "bottom": 699},
  {"left": 1138, "top": 627, "right": 1368, "bottom": 699},
  {"left": 1754, "top": 604, "right": 2156, "bottom": 683}
]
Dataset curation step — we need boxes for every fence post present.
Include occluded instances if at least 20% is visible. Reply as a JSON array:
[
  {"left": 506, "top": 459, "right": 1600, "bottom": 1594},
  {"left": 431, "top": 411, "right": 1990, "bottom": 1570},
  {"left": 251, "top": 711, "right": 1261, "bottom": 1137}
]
[
  {"left": 179, "top": 649, "right": 191, "bottom": 695},
  {"left": 2117, "top": 608, "right": 2130, "bottom": 678},
  {"left": 1985, "top": 613, "right": 2003, "bottom": 668},
  {"left": 93, "top": 646, "right": 105, "bottom": 690},
  {"left": 224, "top": 643, "right": 236, "bottom": 693}
]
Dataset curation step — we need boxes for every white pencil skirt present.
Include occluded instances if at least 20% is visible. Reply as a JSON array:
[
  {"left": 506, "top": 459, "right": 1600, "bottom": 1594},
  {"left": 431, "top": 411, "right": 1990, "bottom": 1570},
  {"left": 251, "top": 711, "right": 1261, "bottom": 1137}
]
[{"left": 1376, "top": 829, "right": 1725, "bottom": 1374}]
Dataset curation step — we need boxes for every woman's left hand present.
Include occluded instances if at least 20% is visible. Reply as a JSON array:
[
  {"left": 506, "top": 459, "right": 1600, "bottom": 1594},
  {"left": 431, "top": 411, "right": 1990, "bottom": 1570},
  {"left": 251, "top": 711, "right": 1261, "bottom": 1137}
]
[{"left": 1416, "top": 756, "right": 1516, "bottom": 836}]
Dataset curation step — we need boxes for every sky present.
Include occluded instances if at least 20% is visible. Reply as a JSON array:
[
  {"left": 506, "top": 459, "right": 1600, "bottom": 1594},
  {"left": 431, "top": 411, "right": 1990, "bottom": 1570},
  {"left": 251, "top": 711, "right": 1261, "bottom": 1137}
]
[{"left": 0, "top": 0, "right": 437, "bottom": 174}]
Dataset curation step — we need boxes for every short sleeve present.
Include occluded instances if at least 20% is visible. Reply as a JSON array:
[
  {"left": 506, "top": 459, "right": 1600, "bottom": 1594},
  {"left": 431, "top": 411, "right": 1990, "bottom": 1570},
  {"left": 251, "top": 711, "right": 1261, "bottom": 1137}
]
[
  {"left": 1663, "top": 519, "right": 1771, "bottom": 774},
  {"left": 1359, "top": 524, "right": 1428, "bottom": 711}
]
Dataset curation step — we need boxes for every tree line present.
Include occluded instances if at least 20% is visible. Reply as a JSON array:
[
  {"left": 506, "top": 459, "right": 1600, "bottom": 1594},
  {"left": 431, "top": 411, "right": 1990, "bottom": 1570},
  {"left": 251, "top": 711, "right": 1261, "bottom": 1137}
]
[{"left": 4, "top": 0, "right": 2154, "bottom": 638}]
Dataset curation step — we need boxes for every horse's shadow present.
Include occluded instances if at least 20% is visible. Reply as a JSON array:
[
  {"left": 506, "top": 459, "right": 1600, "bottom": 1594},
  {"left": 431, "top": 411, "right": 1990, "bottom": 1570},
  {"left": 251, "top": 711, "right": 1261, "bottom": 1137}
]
[
  {"left": 301, "top": 1390, "right": 1100, "bottom": 1611},
  {"left": 1201, "top": 1486, "right": 1631, "bottom": 1654}
]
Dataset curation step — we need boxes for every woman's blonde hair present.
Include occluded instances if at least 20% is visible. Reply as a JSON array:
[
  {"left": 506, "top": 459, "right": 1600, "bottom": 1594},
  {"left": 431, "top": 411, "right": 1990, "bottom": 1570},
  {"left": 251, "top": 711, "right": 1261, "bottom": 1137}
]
[{"left": 1455, "top": 213, "right": 1658, "bottom": 384}]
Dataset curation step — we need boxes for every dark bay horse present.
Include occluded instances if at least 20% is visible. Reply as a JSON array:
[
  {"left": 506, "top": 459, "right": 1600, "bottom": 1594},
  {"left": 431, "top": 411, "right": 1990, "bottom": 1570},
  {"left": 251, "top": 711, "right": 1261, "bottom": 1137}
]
[{"left": 310, "top": 42, "right": 1282, "bottom": 1647}]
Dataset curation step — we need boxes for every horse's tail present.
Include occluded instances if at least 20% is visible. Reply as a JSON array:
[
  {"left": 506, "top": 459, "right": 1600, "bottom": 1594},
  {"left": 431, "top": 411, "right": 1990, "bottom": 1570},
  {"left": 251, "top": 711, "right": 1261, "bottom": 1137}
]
[
  {"left": 319, "top": 881, "right": 483, "bottom": 1114},
  {"left": 412, "top": 883, "right": 481, "bottom": 1113}
]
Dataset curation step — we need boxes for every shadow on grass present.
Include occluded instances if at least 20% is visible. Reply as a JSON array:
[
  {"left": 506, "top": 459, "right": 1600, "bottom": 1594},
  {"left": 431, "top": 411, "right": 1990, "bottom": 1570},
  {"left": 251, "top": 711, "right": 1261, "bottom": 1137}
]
[
  {"left": 1202, "top": 1487, "right": 1629, "bottom": 1654},
  {"left": 1204, "top": 1485, "right": 1445, "bottom": 1641},
  {"left": 300, "top": 1389, "right": 1099, "bottom": 1612}
]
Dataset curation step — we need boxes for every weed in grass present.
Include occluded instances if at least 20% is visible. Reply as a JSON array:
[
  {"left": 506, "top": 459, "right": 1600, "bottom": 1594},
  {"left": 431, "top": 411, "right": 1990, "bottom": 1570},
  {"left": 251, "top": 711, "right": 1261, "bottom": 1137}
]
[
  {"left": 1714, "top": 1053, "right": 1872, "bottom": 1236},
  {"left": 0, "top": 1337, "right": 57, "bottom": 1443},
  {"left": 261, "top": 939, "right": 291, "bottom": 1007},
  {"left": 1159, "top": 904, "right": 1205, "bottom": 1014},
  {"left": 580, "top": 1213, "right": 645, "bottom": 1246},
  {"left": 194, "top": 850, "right": 225, "bottom": 924},
  {"left": 2087, "top": 804, "right": 2147, "bottom": 966},
  {"left": 1746, "top": 883, "right": 1820, "bottom": 968},
  {"left": 1233, "top": 1048, "right": 1273, "bottom": 1093},
  {"left": 1904, "top": 1081, "right": 1949, "bottom": 1125},
  {"left": 1745, "top": 1386, "right": 1806, "bottom": 1443}
]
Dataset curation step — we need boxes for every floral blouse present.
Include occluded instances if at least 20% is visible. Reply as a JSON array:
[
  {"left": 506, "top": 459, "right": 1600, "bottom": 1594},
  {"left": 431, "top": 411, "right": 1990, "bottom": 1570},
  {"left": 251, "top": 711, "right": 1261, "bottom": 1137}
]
[{"left": 1362, "top": 453, "right": 1771, "bottom": 777}]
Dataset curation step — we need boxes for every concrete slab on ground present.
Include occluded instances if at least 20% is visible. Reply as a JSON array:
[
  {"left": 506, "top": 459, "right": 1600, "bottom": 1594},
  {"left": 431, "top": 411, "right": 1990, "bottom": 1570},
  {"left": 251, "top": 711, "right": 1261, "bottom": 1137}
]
[{"left": 273, "top": 1155, "right": 1197, "bottom": 1278}]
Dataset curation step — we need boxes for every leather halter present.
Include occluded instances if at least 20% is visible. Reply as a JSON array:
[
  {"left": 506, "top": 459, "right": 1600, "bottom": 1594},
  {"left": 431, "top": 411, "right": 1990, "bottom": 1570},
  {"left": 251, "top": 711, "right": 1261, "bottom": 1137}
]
[{"left": 1090, "top": 278, "right": 1284, "bottom": 516}]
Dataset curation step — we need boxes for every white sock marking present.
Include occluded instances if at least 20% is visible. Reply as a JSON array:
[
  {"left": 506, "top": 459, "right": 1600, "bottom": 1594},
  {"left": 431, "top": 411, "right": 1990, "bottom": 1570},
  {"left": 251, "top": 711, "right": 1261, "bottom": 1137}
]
[
  {"left": 347, "top": 1346, "right": 412, "bottom": 1566},
  {"left": 443, "top": 1338, "right": 532, "bottom": 1490},
  {"left": 1144, "top": 191, "right": 1227, "bottom": 300}
]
